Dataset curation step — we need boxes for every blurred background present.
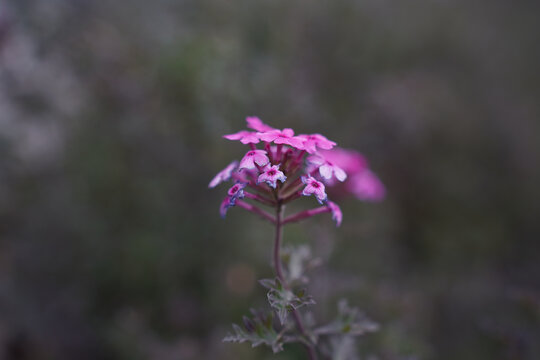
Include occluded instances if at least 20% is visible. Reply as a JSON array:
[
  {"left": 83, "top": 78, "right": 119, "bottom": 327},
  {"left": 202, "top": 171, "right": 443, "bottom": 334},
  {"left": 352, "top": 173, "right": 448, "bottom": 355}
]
[{"left": 1, "top": 0, "right": 539, "bottom": 359}]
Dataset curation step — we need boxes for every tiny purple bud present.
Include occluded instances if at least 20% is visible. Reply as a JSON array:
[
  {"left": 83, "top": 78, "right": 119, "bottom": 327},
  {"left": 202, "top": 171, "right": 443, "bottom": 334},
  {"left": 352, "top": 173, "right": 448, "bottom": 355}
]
[{"left": 243, "top": 316, "right": 256, "bottom": 332}]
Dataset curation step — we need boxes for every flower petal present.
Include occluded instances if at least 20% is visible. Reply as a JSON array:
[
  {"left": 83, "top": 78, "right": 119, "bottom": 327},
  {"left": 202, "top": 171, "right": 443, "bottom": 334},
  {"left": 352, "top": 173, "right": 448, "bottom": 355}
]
[
  {"left": 208, "top": 161, "right": 238, "bottom": 188},
  {"left": 334, "top": 166, "right": 347, "bottom": 182},
  {"left": 246, "top": 116, "right": 274, "bottom": 132},
  {"left": 282, "top": 128, "right": 295, "bottom": 137},
  {"left": 319, "top": 164, "right": 333, "bottom": 179},
  {"left": 258, "top": 130, "right": 280, "bottom": 143},
  {"left": 223, "top": 131, "right": 247, "bottom": 141},
  {"left": 327, "top": 201, "right": 342, "bottom": 226},
  {"left": 239, "top": 156, "right": 255, "bottom": 170}
]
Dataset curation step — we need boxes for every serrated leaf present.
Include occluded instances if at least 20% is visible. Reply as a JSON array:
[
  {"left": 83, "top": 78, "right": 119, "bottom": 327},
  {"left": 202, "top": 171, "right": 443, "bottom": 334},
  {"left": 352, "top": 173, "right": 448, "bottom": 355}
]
[
  {"left": 315, "top": 299, "right": 379, "bottom": 337},
  {"left": 259, "top": 278, "right": 277, "bottom": 290},
  {"left": 223, "top": 310, "right": 285, "bottom": 353}
]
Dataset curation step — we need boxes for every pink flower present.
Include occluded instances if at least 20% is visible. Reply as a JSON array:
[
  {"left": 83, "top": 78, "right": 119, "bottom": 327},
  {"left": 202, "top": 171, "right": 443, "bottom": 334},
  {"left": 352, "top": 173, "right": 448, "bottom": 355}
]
[
  {"left": 257, "top": 164, "right": 287, "bottom": 189},
  {"left": 246, "top": 116, "right": 275, "bottom": 132},
  {"left": 347, "top": 170, "right": 385, "bottom": 202},
  {"left": 223, "top": 130, "right": 260, "bottom": 144},
  {"left": 307, "top": 155, "right": 347, "bottom": 182},
  {"left": 239, "top": 150, "right": 270, "bottom": 170},
  {"left": 318, "top": 148, "right": 385, "bottom": 201},
  {"left": 209, "top": 161, "right": 238, "bottom": 188},
  {"left": 327, "top": 201, "right": 342, "bottom": 227},
  {"left": 318, "top": 148, "right": 368, "bottom": 174},
  {"left": 227, "top": 183, "right": 246, "bottom": 202},
  {"left": 220, "top": 196, "right": 234, "bottom": 218},
  {"left": 298, "top": 134, "right": 336, "bottom": 154},
  {"left": 258, "top": 128, "right": 305, "bottom": 149},
  {"left": 220, "top": 183, "right": 247, "bottom": 218},
  {"left": 301, "top": 176, "right": 327, "bottom": 204}
]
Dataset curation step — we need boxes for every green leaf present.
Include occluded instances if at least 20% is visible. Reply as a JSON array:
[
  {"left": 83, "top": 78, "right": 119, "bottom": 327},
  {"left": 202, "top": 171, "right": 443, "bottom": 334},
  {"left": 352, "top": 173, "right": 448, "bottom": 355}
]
[
  {"left": 281, "top": 245, "right": 321, "bottom": 285},
  {"left": 321, "top": 335, "right": 360, "bottom": 360},
  {"left": 223, "top": 309, "right": 285, "bottom": 353},
  {"left": 315, "top": 299, "right": 379, "bottom": 336}
]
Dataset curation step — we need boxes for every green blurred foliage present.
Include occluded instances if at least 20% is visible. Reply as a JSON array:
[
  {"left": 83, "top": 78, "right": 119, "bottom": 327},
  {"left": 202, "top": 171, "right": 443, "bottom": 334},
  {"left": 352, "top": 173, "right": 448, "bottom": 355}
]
[{"left": 0, "top": 0, "right": 539, "bottom": 359}]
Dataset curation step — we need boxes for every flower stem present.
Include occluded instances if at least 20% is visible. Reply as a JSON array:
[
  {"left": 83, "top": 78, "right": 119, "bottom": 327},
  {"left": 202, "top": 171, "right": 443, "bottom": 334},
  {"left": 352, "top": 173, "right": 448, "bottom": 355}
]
[
  {"left": 274, "top": 204, "right": 285, "bottom": 281},
  {"left": 280, "top": 191, "right": 302, "bottom": 204},
  {"left": 282, "top": 206, "right": 331, "bottom": 225},
  {"left": 244, "top": 191, "right": 276, "bottom": 206},
  {"left": 274, "top": 204, "right": 318, "bottom": 360},
  {"left": 236, "top": 200, "right": 276, "bottom": 224}
]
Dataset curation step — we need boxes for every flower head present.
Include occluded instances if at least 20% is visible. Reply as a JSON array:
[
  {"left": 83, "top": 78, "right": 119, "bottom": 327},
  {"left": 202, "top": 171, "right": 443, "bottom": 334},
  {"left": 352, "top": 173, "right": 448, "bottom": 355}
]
[
  {"left": 307, "top": 155, "right": 347, "bottom": 182},
  {"left": 258, "top": 128, "right": 305, "bottom": 149},
  {"left": 257, "top": 164, "right": 287, "bottom": 189},
  {"left": 246, "top": 116, "right": 275, "bottom": 132},
  {"left": 327, "top": 201, "right": 342, "bottom": 227},
  {"left": 299, "top": 134, "right": 336, "bottom": 154},
  {"left": 212, "top": 116, "right": 385, "bottom": 226},
  {"left": 223, "top": 130, "right": 260, "bottom": 144},
  {"left": 301, "top": 176, "right": 327, "bottom": 204},
  {"left": 239, "top": 150, "right": 270, "bottom": 170},
  {"left": 209, "top": 161, "right": 238, "bottom": 188}
]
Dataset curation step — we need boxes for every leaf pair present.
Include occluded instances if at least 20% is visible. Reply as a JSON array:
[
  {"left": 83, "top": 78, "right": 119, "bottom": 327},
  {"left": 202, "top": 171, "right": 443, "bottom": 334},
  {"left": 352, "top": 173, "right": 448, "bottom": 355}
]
[{"left": 259, "top": 277, "right": 316, "bottom": 325}]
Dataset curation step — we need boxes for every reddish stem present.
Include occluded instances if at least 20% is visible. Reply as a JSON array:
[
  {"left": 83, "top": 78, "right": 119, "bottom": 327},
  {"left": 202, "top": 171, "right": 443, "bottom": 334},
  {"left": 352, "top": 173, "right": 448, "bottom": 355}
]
[
  {"left": 280, "top": 191, "right": 302, "bottom": 204},
  {"left": 244, "top": 191, "right": 276, "bottom": 206},
  {"left": 274, "top": 205, "right": 285, "bottom": 281},
  {"left": 281, "top": 176, "right": 302, "bottom": 193},
  {"left": 281, "top": 168, "right": 316, "bottom": 194},
  {"left": 236, "top": 200, "right": 276, "bottom": 224},
  {"left": 265, "top": 143, "right": 274, "bottom": 163},
  {"left": 285, "top": 150, "right": 306, "bottom": 174},
  {"left": 276, "top": 144, "right": 283, "bottom": 162},
  {"left": 281, "top": 150, "right": 292, "bottom": 170},
  {"left": 295, "top": 150, "right": 306, "bottom": 163},
  {"left": 282, "top": 206, "right": 331, "bottom": 225},
  {"left": 274, "top": 204, "right": 318, "bottom": 360}
]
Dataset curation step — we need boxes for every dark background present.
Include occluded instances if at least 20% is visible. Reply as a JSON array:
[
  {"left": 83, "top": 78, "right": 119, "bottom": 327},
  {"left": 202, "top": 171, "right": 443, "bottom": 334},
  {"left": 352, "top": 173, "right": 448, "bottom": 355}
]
[{"left": 1, "top": 1, "right": 539, "bottom": 359}]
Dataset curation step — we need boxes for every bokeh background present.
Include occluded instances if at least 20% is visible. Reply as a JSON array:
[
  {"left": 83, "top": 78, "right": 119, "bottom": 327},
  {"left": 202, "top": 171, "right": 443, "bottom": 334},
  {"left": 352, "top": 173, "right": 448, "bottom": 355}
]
[{"left": 1, "top": 0, "right": 539, "bottom": 359}]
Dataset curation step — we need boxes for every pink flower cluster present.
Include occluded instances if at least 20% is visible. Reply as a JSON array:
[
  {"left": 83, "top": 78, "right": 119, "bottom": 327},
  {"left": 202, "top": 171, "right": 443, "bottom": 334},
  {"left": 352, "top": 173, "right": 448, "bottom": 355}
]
[{"left": 209, "top": 117, "right": 385, "bottom": 226}]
